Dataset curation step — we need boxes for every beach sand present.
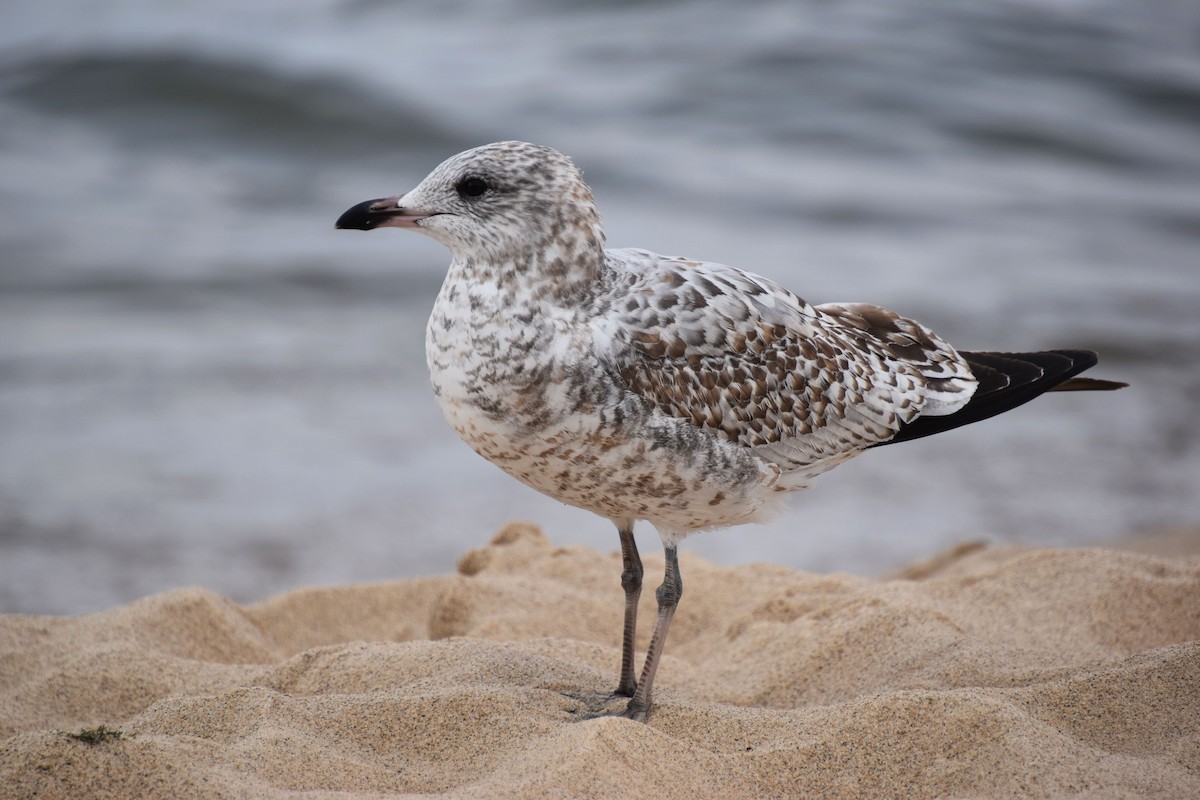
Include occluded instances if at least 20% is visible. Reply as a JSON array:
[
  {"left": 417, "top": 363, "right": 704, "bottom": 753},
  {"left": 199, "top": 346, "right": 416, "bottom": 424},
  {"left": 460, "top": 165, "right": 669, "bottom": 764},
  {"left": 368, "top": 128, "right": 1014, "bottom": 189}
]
[{"left": 2, "top": 522, "right": 1198, "bottom": 799}]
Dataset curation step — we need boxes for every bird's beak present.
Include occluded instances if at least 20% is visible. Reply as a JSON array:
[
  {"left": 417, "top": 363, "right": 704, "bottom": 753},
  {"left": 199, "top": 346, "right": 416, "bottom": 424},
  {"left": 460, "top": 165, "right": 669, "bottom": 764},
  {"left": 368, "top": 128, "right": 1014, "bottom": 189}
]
[{"left": 335, "top": 196, "right": 441, "bottom": 230}]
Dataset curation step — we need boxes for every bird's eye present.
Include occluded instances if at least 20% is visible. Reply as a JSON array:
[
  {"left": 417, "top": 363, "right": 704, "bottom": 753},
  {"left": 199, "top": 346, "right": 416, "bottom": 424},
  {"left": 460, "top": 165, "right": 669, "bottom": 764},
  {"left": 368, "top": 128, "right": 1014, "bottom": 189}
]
[{"left": 456, "top": 177, "right": 489, "bottom": 198}]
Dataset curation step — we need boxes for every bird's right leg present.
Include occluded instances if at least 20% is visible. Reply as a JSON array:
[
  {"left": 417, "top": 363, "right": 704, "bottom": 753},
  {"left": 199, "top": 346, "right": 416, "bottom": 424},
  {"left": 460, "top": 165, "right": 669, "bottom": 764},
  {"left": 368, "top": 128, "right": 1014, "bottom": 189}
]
[{"left": 614, "top": 518, "right": 642, "bottom": 697}]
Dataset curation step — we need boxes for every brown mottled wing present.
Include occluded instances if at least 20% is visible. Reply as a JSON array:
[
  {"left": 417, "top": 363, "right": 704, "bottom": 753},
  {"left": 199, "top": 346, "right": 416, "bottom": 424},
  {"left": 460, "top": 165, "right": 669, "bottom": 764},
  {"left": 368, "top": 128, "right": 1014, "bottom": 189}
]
[{"left": 601, "top": 251, "right": 975, "bottom": 475}]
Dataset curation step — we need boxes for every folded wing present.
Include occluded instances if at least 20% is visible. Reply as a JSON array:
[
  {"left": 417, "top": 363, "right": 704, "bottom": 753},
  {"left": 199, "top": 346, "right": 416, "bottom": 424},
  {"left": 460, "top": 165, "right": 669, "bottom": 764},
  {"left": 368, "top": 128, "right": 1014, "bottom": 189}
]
[{"left": 599, "top": 251, "right": 979, "bottom": 482}]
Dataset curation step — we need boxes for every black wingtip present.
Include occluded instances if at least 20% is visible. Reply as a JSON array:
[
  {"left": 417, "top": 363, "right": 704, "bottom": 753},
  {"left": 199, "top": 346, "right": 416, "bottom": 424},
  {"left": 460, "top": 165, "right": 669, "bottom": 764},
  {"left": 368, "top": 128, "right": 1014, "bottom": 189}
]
[{"left": 877, "top": 349, "right": 1125, "bottom": 447}]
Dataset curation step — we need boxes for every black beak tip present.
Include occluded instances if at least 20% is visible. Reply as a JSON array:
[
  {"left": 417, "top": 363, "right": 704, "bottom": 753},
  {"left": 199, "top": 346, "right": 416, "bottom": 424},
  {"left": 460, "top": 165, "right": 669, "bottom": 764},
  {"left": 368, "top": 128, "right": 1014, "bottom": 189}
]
[{"left": 335, "top": 198, "right": 386, "bottom": 231}]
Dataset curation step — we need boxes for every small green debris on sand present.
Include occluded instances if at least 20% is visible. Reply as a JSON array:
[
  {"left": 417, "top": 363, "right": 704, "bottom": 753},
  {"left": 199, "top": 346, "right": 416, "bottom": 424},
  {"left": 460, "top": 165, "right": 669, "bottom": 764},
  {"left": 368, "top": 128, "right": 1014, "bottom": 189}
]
[{"left": 66, "top": 725, "right": 124, "bottom": 744}]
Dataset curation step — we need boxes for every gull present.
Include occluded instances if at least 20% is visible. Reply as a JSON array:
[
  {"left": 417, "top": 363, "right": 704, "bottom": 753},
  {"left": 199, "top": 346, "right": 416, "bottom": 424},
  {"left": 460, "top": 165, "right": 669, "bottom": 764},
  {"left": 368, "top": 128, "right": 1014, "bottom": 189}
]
[{"left": 336, "top": 141, "right": 1125, "bottom": 722}]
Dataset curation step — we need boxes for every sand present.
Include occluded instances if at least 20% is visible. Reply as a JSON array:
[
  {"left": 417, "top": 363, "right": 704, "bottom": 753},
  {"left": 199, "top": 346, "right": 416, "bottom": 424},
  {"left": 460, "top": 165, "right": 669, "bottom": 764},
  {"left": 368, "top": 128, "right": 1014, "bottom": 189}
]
[{"left": 2, "top": 522, "right": 1198, "bottom": 799}]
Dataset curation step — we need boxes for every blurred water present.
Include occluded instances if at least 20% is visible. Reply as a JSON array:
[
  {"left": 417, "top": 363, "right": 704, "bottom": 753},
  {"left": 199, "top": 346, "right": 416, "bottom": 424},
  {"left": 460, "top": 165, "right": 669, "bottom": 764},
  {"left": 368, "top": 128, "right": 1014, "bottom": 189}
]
[{"left": 2, "top": 0, "right": 1198, "bottom": 613}]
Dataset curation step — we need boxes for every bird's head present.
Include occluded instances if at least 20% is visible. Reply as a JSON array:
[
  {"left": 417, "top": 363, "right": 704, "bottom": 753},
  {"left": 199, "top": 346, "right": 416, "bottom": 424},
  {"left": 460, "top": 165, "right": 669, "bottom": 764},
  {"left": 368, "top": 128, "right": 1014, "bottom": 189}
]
[{"left": 336, "top": 141, "right": 605, "bottom": 267}]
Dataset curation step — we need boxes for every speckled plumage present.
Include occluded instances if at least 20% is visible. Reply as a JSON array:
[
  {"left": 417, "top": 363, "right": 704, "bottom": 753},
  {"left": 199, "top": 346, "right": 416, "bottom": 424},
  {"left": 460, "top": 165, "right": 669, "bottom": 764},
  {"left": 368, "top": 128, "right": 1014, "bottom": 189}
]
[{"left": 336, "top": 141, "right": 1122, "bottom": 721}]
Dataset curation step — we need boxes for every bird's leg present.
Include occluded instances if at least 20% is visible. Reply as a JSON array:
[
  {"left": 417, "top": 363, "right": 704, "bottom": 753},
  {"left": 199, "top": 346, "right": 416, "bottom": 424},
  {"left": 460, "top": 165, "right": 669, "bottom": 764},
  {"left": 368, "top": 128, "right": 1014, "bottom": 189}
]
[
  {"left": 614, "top": 519, "right": 643, "bottom": 697},
  {"left": 621, "top": 544, "right": 682, "bottom": 722}
]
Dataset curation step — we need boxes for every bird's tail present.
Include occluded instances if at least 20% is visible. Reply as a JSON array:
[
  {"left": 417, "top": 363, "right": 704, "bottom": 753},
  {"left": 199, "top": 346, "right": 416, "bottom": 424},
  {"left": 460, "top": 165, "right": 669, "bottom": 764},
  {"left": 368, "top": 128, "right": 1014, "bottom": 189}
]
[{"left": 879, "top": 349, "right": 1126, "bottom": 446}]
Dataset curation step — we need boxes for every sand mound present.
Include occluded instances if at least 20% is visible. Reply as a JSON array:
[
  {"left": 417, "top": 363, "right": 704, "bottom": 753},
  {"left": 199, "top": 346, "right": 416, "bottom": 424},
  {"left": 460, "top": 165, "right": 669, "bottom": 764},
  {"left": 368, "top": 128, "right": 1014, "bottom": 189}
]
[{"left": 2, "top": 522, "right": 1198, "bottom": 798}]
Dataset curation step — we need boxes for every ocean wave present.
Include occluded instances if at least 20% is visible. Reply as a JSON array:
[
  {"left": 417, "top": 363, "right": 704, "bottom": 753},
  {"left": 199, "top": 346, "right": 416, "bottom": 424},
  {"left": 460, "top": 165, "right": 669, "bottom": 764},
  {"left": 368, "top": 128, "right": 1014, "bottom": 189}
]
[{"left": 0, "top": 48, "right": 473, "bottom": 162}]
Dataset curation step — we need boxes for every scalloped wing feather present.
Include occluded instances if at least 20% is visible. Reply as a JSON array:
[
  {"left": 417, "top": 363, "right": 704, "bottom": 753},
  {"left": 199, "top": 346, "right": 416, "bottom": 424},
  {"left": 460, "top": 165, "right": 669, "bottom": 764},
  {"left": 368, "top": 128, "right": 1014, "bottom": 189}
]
[{"left": 596, "top": 250, "right": 976, "bottom": 480}]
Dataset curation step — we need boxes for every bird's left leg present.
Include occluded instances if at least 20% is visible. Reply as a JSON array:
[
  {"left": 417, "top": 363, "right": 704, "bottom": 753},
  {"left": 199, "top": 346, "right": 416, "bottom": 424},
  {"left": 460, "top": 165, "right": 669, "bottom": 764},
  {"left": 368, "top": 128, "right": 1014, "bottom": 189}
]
[{"left": 614, "top": 518, "right": 642, "bottom": 697}]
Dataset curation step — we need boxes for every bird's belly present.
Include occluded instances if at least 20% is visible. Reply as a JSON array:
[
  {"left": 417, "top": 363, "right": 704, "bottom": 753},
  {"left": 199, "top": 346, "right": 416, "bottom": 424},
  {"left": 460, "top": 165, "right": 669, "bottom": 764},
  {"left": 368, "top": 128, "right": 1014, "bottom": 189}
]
[{"left": 431, "top": 372, "right": 779, "bottom": 535}]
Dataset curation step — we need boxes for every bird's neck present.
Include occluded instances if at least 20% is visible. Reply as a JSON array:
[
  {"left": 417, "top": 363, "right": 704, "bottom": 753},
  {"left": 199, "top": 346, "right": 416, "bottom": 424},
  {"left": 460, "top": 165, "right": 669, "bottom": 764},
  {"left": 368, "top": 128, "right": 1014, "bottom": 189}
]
[{"left": 453, "top": 226, "right": 607, "bottom": 309}]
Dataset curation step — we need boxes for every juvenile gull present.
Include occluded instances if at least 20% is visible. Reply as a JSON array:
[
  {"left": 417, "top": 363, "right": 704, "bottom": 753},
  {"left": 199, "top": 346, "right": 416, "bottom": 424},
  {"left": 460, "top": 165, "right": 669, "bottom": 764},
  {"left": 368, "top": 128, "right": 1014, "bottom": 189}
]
[{"left": 336, "top": 141, "right": 1125, "bottom": 722}]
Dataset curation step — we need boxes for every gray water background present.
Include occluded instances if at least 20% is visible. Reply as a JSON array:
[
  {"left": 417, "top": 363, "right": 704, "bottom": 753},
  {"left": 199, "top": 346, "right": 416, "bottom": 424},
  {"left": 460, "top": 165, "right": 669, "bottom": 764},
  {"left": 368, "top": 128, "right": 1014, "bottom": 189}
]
[{"left": 2, "top": 0, "right": 1198, "bottom": 614}]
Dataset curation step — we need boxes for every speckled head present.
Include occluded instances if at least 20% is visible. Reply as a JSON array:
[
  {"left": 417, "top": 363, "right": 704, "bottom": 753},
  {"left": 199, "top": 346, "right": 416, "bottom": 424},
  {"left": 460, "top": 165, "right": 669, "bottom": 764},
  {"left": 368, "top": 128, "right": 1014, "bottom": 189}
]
[{"left": 336, "top": 141, "right": 606, "bottom": 268}]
